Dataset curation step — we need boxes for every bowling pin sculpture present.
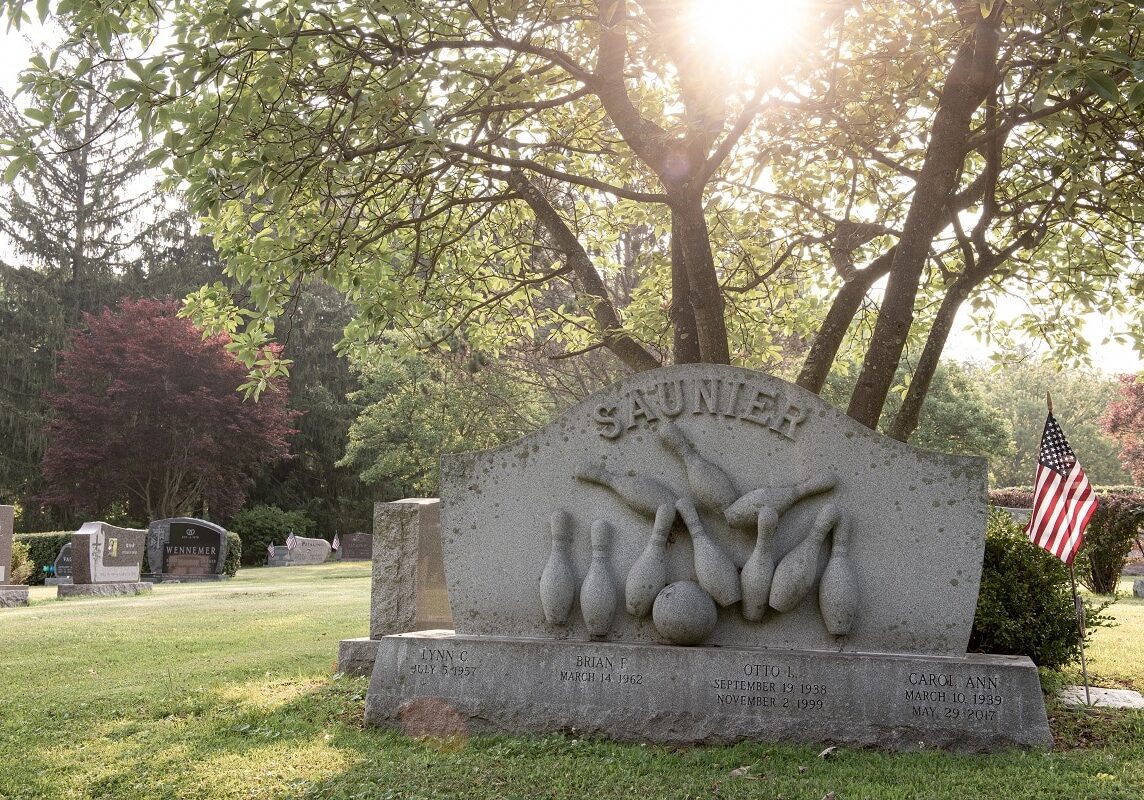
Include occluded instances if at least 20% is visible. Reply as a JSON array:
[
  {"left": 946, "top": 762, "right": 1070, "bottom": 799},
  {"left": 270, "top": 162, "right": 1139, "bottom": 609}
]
[
  {"left": 580, "top": 520, "right": 618, "bottom": 637},
  {"left": 819, "top": 512, "right": 858, "bottom": 636},
  {"left": 658, "top": 421, "right": 738, "bottom": 512},
  {"left": 768, "top": 503, "right": 837, "bottom": 613},
  {"left": 539, "top": 509, "right": 577, "bottom": 625},
  {"left": 675, "top": 497, "right": 741, "bottom": 607},
  {"left": 725, "top": 474, "right": 837, "bottom": 529},
  {"left": 574, "top": 461, "right": 676, "bottom": 517},
  {"left": 625, "top": 503, "right": 675, "bottom": 618},
  {"left": 739, "top": 506, "right": 779, "bottom": 622}
]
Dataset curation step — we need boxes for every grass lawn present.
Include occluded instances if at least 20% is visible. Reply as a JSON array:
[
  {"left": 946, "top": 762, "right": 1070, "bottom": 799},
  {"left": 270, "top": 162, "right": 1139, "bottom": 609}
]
[{"left": 2, "top": 565, "right": 1144, "bottom": 799}]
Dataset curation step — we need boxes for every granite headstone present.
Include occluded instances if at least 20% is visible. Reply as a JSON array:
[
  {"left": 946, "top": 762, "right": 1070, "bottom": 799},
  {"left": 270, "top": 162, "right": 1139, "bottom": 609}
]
[
  {"left": 267, "top": 545, "right": 291, "bottom": 567},
  {"left": 0, "top": 504, "right": 29, "bottom": 607},
  {"left": 60, "top": 521, "right": 151, "bottom": 598},
  {"left": 364, "top": 365, "right": 1051, "bottom": 751},
  {"left": 337, "top": 499, "right": 452, "bottom": 676},
  {"left": 146, "top": 517, "right": 228, "bottom": 578},
  {"left": 45, "top": 542, "right": 73, "bottom": 586},
  {"left": 339, "top": 532, "right": 373, "bottom": 561},
  {"left": 289, "top": 536, "right": 332, "bottom": 565},
  {"left": 0, "top": 505, "right": 13, "bottom": 585}
]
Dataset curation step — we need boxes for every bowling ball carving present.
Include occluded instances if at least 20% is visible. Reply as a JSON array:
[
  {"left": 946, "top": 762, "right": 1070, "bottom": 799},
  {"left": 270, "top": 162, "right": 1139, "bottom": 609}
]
[{"left": 651, "top": 581, "right": 718, "bottom": 645}]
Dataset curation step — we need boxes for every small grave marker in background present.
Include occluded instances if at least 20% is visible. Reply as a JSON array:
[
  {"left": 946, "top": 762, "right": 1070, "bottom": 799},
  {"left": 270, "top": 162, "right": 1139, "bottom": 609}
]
[
  {"left": 339, "top": 532, "right": 373, "bottom": 561},
  {"left": 0, "top": 505, "right": 29, "bottom": 607}
]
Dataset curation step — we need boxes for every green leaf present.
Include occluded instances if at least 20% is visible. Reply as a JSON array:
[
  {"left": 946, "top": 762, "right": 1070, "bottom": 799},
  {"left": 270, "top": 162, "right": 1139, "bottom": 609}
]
[
  {"left": 21, "top": 106, "right": 51, "bottom": 124},
  {"left": 1084, "top": 71, "right": 1119, "bottom": 103},
  {"left": 3, "top": 157, "right": 26, "bottom": 184},
  {"left": 1128, "top": 82, "right": 1144, "bottom": 111}
]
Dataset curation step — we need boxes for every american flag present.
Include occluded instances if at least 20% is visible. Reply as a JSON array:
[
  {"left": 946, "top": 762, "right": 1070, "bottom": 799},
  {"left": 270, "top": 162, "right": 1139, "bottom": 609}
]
[
  {"left": 331, "top": 532, "right": 341, "bottom": 551},
  {"left": 1026, "top": 413, "right": 1099, "bottom": 564},
  {"left": 286, "top": 531, "right": 298, "bottom": 551},
  {"left": 267, "top": 542, "right": 275, "bottom": 558}
]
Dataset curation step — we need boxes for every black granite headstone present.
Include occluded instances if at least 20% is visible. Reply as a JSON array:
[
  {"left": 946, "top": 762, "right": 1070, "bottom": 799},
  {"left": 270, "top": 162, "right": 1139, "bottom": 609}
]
[
  {"left": 339, "top": 532, "right": 373, "bottom": 561},
  {"left": 146, "top": 518, "right": 228, "bottom": 577},
  {"left": 53, "top": 542, "right": 72, "bottom": 579}
]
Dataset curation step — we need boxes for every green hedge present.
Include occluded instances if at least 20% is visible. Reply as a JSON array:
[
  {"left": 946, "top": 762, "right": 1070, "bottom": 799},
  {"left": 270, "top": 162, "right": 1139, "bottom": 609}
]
[
  {"left": 229, "top": 506, "right": 316, "bottom": 565},
  {"left": 224, "top": 531, "right": 241, "bottom": 577},
  {"left": 971, "top": 509, "right": 1112, "bottom": 670},
  {"left": 14, "top": 532, "right": 73, "bottom": 585},
  {"left": 990, "top": 486, "right": 1144, "bottom": 593}
]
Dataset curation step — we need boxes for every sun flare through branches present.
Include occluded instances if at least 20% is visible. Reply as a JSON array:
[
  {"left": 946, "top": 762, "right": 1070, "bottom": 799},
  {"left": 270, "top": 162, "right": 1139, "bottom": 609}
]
[{"left": 683, "top": 0, "right": 812, "bottom": 74}]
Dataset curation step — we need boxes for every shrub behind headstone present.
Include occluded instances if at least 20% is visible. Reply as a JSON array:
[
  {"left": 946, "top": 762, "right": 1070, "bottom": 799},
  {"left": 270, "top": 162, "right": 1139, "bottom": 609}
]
[
  {"left": 14, "top": 532, "right": 74, "bottom": 585},
  {"left": 229, "top": 505, "right": 315, "bottom": 565},
  {"left": 8, "top": 541, "right": 32, "bottom": 585},
  {"left": 989, "top": 487, "right": 1144, "bottom": 594},
  {"left": 224, "top": 531, "right": 242, "bottom": 576},
  {"left": 970, "top": 509, "right": 1111, "bottom": 670}
]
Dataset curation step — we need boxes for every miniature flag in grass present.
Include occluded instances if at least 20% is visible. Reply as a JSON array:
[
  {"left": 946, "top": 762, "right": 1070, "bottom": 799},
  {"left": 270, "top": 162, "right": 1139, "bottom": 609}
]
[
  {"left": 286, "top": 530, "right": 298, "bottom": 551},
  {"left": 1026, "top": 413, "right": 1099, "bottom": 565},
  {"left": 332, "top": 532, "right": 341, "bottom": 551}
]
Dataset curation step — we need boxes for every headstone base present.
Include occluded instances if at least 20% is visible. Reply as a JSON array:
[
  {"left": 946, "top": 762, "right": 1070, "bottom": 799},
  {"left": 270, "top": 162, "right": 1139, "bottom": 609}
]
[
  {"left": 45, "top": 577, "right": 73, "bottom": 586},
  {"left": 143, "top": 573, "right": 226, "bottom": 583},
  {"left": 57, "top": 582, "right": 153, "bottom": 598},
  {"left": 366, "top": 632, "right": 1051, "bottom": 752},
  {"left": 338, "top": 636, "right": 384, "bottom": 677},
  {"left": 0, "top": 586, "right": 30, "bottom": 607}
]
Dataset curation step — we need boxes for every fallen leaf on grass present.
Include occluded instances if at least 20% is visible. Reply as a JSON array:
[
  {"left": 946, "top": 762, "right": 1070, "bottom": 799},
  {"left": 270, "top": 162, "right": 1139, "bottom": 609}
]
[
  {"left": 821, "top": 793, "right": 837, "bottom": 800},
  {"left": 818, "top": 746, "right": 838, "bottom": 759},
  {"left": 798, "top": 765, "right": 807, "bottom": 774},
  {"left": 729, "top": 766, "right": 751, "bottom": 777}
]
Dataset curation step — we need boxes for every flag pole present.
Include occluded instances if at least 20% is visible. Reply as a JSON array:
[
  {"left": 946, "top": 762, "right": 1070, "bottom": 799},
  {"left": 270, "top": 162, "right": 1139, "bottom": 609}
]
[
  {"left": 1068, "top": 563, "right": 1092, "bottom": 707},
  {"left": 1048, "top": 390, "right": 1091, "bottom": 707}
]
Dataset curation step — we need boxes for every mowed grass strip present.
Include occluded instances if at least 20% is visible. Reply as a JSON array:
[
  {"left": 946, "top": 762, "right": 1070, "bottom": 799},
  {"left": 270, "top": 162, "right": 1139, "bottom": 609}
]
[{"left": 0, "top": 564, "right": 1143, "bottom": 799}]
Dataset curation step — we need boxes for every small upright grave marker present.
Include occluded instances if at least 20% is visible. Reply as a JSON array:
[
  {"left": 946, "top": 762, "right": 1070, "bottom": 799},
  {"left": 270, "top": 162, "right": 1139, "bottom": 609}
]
[
  {"left": 46, "top": 542, "right": 73, "bottom": 586},
  {"left": 59, "top": 521, "right": 152, "bottom": 598},
  {"left": 0, "top": 505, "right": 29, "bottom": 607},
  {"left": 267, "top": 545, "right": 291, "bottom": 567},
  {"left": 339, "top": 532, "right": 373, "bottom": 561}
]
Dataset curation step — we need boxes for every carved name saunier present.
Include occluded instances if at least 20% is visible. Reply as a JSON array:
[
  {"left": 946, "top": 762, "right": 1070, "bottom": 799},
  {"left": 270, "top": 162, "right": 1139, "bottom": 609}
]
[{"left": 593, "top": 377, "right": 807, "bottom": 441}]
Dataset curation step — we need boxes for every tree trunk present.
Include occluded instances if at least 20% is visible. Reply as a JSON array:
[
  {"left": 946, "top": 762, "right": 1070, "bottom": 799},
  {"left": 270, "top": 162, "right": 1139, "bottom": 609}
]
[
  {"left": 796, "top": 248, "right": 895, "bottom": 394},
  {"left": 670, "top": 209, "right": 702, "bottom": 363},
  {"left": 885, "top": 281, "right": 971, "bottom": 442},
  {"left": 672, "top": 193, "right": 730, "bottom": 364},
  {"left": 846, "top": 16, "right": 1001, "bottom": 428}
]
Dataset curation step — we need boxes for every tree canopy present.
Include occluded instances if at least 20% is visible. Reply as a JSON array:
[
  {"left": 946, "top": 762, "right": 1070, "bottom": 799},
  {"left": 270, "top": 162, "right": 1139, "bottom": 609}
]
[
  {"left": 40, "top": 298, "right": 296, "bottom": 523},
  {"left": 6, "top": 0, "right": 1143, "bottom": 436},
  {"left": 0, "top": 52, "right": 222, "bottom": 509},
  {"left": 1102, "top": 374, "right": 1144, "bottom": 485}
]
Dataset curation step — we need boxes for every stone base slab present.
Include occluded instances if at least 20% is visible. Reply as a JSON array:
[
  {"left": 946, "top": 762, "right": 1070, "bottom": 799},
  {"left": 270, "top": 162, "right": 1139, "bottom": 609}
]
[
  {"left": 143, "top": 573, "right": 227, "bottom": 583},
  {"left": 45, "top": 577, "right": 73, "bottom": 586},
  {"left": 338, "top": 636, "right": 384, "bottom": 677},
  {"left": 58, "top": 582, "right": 153, "bottom": 598},
  {"left": 0, "top": 586, "right": 30, "bottom": 607},
  {"left": 1060, "top": 686, "right": 1144, "bottom": 709},
  {"left": 366, "top": 632, "right": 1051, "bottom": 752}
]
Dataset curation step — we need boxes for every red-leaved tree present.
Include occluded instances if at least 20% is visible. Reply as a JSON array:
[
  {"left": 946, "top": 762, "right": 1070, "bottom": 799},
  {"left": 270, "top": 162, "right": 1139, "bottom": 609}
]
[
  {"left": 40, "top": 298, "right": 296, "bottom": 523},
  {"left": 1101, "top": 374, "right": 1144, "bottom": 485}
]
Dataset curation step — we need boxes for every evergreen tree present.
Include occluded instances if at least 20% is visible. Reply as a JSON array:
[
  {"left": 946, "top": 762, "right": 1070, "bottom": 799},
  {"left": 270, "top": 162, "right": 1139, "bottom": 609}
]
[{"left": 0, "top": 51, "right": 224, "bottom": 513}]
